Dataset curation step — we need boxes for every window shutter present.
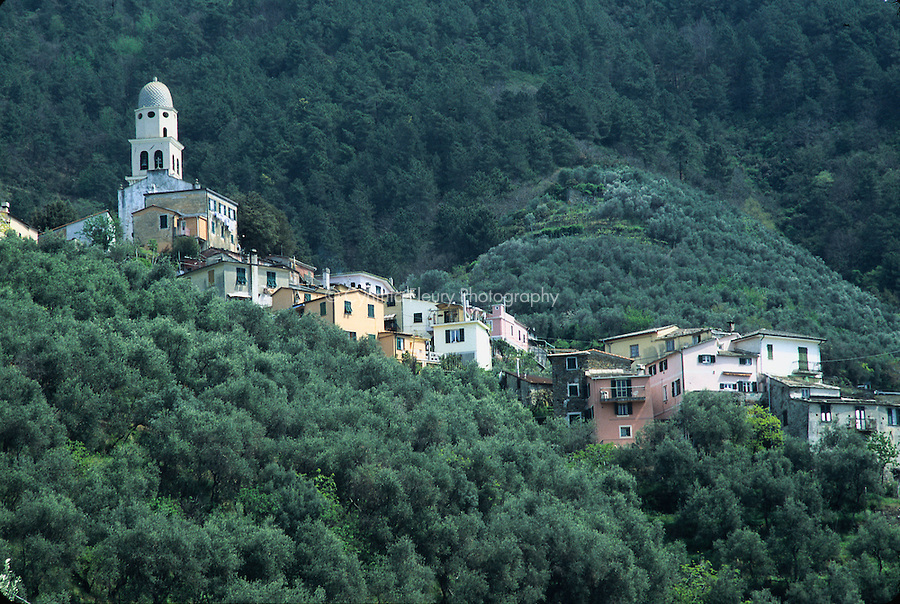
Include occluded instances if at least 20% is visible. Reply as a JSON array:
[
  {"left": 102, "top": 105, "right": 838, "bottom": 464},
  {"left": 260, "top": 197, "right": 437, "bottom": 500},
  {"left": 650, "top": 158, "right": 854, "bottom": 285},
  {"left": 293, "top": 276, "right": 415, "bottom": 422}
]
[
  {"left": 459, "top": 328, "right": 465, "bottom": 342},
  {"left": 445, "top": 330, "right": 450, "bottom": 344}
]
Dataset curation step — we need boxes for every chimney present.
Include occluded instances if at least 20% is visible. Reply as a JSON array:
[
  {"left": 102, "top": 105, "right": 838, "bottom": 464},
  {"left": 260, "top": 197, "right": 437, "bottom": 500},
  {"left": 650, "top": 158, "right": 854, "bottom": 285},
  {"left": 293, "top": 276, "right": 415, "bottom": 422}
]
[
  {"left": 0, "top": 201, "right": 9, "bottom": 215},
  {"left": 323, "top": 267, "right": 331, "bottom": 290},
  {"left": 194, "top": 179, "right": 201, "bottom": 190},
  {"left": 727, "top": 320, "right": 735, "bottom": 333},
  {"left": 250, "top": 249, "right": 259, "bottom": 304}
]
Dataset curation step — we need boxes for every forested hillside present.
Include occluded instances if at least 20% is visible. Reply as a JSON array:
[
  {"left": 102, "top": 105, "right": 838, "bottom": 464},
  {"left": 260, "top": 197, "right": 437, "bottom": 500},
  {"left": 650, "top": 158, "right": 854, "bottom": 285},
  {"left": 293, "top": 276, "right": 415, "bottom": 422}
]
[
  {"left": 2, "top": 0, "right": 900, "bottom": 294},
  {"left": 1, "top": 235, "right": 899, "bottom": 603},
  {"left": 409, "top": 164, "right": 900, "bottom": 389}
]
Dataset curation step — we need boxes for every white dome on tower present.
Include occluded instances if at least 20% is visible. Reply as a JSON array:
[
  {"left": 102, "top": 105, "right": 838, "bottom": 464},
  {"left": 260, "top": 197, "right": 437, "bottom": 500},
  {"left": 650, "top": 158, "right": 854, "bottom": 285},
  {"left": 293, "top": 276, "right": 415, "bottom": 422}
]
[{"left": 138, "top": 77, "right": 174, "bottom": 109}]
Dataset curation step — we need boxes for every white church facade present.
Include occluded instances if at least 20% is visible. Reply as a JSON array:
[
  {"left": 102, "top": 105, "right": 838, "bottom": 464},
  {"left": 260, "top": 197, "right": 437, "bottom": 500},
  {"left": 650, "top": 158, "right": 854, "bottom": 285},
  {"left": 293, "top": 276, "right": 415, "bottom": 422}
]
[{"left": 117, "top": 78, "right": 240, "bottom": 254}]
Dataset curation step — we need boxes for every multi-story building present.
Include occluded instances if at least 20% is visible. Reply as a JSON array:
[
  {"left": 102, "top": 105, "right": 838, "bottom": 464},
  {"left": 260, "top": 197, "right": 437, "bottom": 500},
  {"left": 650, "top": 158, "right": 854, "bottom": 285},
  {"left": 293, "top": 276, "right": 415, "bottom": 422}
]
[
  {"left": 298, "top": 289, "right": 385, "bottom": 342},
  {"left": 548, "top": 349, "right": 635, "bottom": 421},
  {"left": 432, "top": 302, "right": 492, "bottom": 370},
  {"left": 180, "top": 249, "right": 311, "bottom": 307},
  {"left": 485, "top": 304, "right": 530, "bottom": 352}
]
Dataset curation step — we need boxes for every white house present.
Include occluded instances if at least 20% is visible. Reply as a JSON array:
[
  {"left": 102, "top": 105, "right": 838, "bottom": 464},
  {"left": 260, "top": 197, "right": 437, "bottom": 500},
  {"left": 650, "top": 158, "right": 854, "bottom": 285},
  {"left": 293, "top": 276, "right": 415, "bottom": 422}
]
[{"left": 432, "top": 302, "right": 492, "bottom": 370}]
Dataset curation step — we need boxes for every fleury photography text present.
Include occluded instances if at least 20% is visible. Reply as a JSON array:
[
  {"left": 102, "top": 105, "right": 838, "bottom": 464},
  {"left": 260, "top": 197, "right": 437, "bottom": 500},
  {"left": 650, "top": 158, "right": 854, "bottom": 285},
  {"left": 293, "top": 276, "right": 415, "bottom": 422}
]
[{"left": 412, "top": 287, "right": 560, "bottom": 308}]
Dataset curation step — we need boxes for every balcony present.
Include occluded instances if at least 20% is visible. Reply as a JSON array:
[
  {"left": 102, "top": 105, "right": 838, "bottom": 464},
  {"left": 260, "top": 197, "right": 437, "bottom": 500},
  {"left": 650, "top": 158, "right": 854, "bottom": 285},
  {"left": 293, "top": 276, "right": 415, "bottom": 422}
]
[{"left": 598, "top": 385, "right": 646, "bottom": 403}]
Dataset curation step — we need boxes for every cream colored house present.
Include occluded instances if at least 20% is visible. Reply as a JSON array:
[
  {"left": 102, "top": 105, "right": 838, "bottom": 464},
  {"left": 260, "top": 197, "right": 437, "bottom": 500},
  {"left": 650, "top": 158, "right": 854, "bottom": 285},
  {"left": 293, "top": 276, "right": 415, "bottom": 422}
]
[
  {"left": 0, "top": 202, "right": 38, "bottom": 241},
  {"left": 180, "top": 250, "right": 296, "bottom": 306}
]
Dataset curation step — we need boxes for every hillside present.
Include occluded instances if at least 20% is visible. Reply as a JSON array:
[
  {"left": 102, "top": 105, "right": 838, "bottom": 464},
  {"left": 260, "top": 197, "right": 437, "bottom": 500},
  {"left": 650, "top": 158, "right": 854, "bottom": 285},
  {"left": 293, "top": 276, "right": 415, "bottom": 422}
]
[
  {"left": 3, "top": 0, "right": 900, "bottom": 295},
  {"left": 1, "top": 236, "right": 899, "bottom": 603},
  {"left": 410, "top": 164, "right": 900, "bottom": 389}
]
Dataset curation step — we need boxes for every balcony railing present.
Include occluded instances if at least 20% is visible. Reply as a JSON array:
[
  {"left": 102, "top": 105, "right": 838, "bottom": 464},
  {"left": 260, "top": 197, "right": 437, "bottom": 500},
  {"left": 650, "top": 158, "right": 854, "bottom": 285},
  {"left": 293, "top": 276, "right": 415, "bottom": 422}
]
[{"left": 598, "top": 384, "right": 647, "bottom": 401}]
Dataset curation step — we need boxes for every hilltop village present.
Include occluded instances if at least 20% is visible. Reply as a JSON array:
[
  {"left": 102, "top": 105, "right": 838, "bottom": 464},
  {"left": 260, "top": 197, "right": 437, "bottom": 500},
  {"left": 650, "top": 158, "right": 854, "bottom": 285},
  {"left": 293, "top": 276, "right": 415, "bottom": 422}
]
[{"left": 4, "top": 78, "right": 899, "bottom": 460}]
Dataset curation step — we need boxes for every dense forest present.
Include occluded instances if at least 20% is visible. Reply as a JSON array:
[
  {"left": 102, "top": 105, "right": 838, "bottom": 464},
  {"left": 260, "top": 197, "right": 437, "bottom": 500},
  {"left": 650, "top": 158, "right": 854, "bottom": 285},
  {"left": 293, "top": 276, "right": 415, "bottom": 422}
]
[
  {"left": 3, "top": 0, "right": 900, "bottom": 293},
  {"left": 1, "top": 234, "right": 900, "bottom": 603}
]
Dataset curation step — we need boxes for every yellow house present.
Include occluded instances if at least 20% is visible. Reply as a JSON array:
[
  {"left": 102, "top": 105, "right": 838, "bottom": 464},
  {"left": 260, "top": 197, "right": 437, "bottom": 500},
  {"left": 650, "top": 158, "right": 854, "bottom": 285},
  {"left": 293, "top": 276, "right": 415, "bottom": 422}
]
[
  {"left": 299, "top": 289, "right": 385, "bottom": 341},
  {"left": 377, "top": 331, "right": 435, "bottom": 365}
]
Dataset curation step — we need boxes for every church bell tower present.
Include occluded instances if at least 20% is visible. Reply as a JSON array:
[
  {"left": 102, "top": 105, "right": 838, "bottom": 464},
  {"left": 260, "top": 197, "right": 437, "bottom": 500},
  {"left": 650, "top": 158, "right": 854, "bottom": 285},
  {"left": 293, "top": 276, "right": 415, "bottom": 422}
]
[{"left": 127, "top": 77, "right": 184, "bottom": 184}]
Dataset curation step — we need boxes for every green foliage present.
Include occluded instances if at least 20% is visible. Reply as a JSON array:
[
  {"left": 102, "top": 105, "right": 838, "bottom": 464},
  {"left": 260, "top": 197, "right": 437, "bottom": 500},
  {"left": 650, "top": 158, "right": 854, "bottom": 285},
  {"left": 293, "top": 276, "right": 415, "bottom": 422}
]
[
  {"left": 747, "top": 405, "right": 784, "bottom": 453},
  {"left": 0, "top": 236, "right": 682, "bottom": 603},
  {"left": 81, "top": 213, "right": 120, "bottom": 251}
]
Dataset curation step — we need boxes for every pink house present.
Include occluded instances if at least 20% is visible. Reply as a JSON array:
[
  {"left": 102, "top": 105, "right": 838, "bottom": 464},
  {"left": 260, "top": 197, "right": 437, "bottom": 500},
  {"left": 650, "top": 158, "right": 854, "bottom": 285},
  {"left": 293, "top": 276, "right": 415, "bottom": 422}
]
[
  {"left": 485, "top": 304, "right": 530, "bottom": 351},
  {"left": 587, "top": 370, "right": 652, "bottom": 445}
]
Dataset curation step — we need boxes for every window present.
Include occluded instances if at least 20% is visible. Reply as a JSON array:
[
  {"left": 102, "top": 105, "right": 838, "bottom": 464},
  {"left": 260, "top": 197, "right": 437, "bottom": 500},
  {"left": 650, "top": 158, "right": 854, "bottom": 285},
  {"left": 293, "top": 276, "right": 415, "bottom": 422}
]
[
  {"left": 698, "top": 354, "right": 715, "bottom": 364},
  {"left": 800, "top": 388, "right": 810, "bottom": 399},
  {"left": 154, "top": 150, "right": 163, "bottom": 169},
  {"left": 147, "top": 111, "right": 155, "bottom": 118},
  {"left": 693, "top": 334, "right": 701, "bottom": 344},
  {"left": 159, "top": 214, "right": 168, "bottom": 229},
  {"left": 344, "top": 301, "right": 352, "bottom": 314},
  {"left": 386, "top": 295, "right": 396, "bottom": 307},
  {"left": 235, "top": 267, "right": 247, "bottom": 285},
  {"left": 396, "top": 337, "right": 404, "bottom": 350},
  {"left": 140, "top": 151, "right": 148, "bottom": 170},
  {"left": 888, "top": 408, "right": 899, "bottom": 426},
  {"left": 413, "top": 312, "right": 423, "bottom": 323},
  {"left": 619, "top": 425, "right": 633, "bottom": 438},
  {"left": 648, "top": 364, "right": 657, "bottom": 376},
  {"left": 567, "top": 412, "right": 583, "bottom": 425},
  {"left": 798, "top": 347, "right": 809, "bottom": 372},
  {"left": 820, "top": 404, "right": 832, "bottom": 422},
  {"left": 566, "top": 356, "right": 578, "bottom": 370},
  {"left": 666, "top": 339, "right": 675, "bottom": 352},
  {"left": 266, "top": 271, "right": 276, "bottom": 288},
  {"left": 720, "top": 383, "right": 737, "bottom": 390},
  {"left": 211, "top": 221, "right": 216, "bottom": 235},
  {"left": 163, "top": 128, "right": 168, "bottom": 137},
  {"left": 738, "top": 381, "right": 758, "bottom": 393},
  {"left": 672, "top": 379, "right": 682, "bottom": 397},
  {"left": 376, "top": 285, "right": 382, "bottom": 294},
  {"left": 616, "top": 402, "right": 632, "bottom": 416},
  {"left": 367, "top": 304, "right": 375, "bottom": 318},
  {"left": 855, "top": 407, "right": 867, "bottom": 431},
  {"left": 583, "top": 406, "right": 594, "bottom": 421},
  {"left": 368, "top": 334, "right": 376, "bottom": 341},
  {"left": 739, "top": 357, "right": 753, "bottom": 366},
  {"left": 445, "top": 310, "right": 459, "bottom": 323},
  {"left": 304, "top": 293, "right": 311, "bottom": 302},
  {"left": 446, "top": 328, "right": 465, "bottom": 343},
  {"left": 767, "top": 344, "right": 774, "bottom": 360},
  {"left": 612, "top": 378, "right": 632, "bottom": 398},
  {"left": 659, "top": 359, "right": 668, "bottom": 372},
  {"left": 207, "top": 270, "right": 214, "bottom": 286},
  {"left": 348, "top": 332, "right": 357, "bottom": 340},
  {"left": 629, "top": 344, "right": 640, "bottom": 358},
  {"left": 319, "top": 301, "right": 327, "bottom": 316},
  {"left": 567, "top": 383, "right": 580, "bottom": 397},
  {"left": 210, "top": 200, "right": 216, "bottom": 211}
]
